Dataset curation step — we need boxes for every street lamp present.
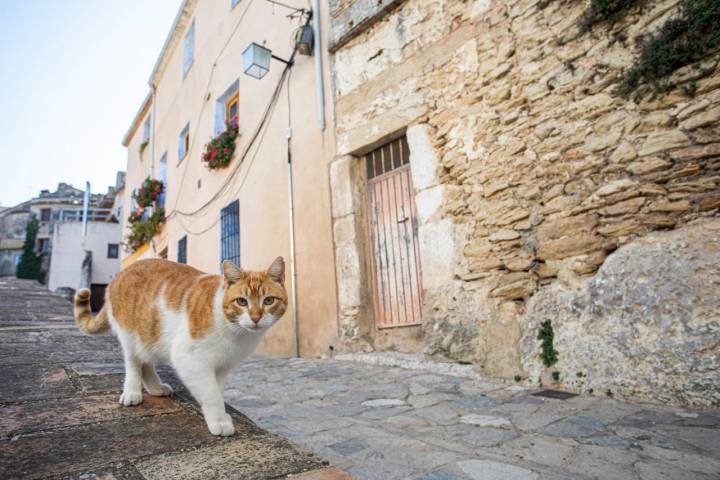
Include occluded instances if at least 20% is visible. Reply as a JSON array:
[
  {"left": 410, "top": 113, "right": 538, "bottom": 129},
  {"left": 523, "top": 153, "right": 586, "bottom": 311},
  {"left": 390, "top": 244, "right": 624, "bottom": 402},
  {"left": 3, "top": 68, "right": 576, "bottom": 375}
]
[{"left": 242, "top": 42, "right": 293, "bottom": 80}]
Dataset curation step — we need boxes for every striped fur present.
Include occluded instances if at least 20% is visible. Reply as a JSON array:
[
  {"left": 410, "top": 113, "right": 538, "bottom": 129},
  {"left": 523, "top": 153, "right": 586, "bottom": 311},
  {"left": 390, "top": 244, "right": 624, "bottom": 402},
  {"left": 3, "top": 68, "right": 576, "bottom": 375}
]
[
  {"left": 71, "top": 257, "right": 287, "bottom": 437},
  {"left": 73, "top": 288, "right": 110, "bottom": 334}
]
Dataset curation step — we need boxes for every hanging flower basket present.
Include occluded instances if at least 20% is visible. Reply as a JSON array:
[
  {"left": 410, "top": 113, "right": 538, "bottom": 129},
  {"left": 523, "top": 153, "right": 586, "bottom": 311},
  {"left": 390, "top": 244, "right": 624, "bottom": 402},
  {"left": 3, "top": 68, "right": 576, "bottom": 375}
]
[
  {"left": 125, "top": 208, "right": 165, "bottom": 252},
  {"left": 202, "top": 117, "right": 239, "bottom": 170},
  {"left": 128, "top": 209, "right": 144, "bottom": 224},
  {"left": 135, "top": 177, "right": 164, "bottom": 208}
]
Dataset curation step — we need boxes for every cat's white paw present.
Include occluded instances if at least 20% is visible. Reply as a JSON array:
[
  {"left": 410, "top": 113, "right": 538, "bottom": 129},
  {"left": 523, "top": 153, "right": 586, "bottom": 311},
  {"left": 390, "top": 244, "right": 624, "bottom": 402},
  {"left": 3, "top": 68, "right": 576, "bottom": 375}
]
[
  {"left": 206, "top": 414, "right": 235, "bottom": 436},
  {"left": 119, "top": 391, "right": 144, "bottom": 406},
  {"left": 147, "top": 383, "right": 174, "bottom": 397}
]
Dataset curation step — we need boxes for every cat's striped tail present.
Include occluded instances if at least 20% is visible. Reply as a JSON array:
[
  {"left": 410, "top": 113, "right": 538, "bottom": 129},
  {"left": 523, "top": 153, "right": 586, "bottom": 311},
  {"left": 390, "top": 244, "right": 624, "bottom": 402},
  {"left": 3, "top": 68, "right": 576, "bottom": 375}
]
[{"left": 73, "top": 288, "right": 110, "bottom": 334}]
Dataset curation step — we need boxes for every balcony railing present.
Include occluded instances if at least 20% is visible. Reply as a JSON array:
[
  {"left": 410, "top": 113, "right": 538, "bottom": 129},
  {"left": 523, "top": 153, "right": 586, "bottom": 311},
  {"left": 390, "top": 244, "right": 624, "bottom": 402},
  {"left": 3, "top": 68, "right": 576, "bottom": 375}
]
[{"left": 52, "top": 208, "right": 114, "bottom": 222}]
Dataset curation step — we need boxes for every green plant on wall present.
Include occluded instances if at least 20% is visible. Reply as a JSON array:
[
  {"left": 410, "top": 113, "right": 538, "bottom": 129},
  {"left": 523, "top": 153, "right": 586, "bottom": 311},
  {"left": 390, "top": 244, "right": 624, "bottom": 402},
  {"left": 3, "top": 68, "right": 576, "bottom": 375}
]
[
  {"left": 581, "top": 0, "right": 642, "bottom": 31},
  {"left": 618, "top": 0, "right": 720, "bottom": 96},
  {"left": 125, "top": 208, "right": 165, "bottom": 252},
  {"left": 16, "top": 217, "right": 43, "bottom": 281},
  {"left": 538, "top": 320, "right": 559, "bottom": 367}
]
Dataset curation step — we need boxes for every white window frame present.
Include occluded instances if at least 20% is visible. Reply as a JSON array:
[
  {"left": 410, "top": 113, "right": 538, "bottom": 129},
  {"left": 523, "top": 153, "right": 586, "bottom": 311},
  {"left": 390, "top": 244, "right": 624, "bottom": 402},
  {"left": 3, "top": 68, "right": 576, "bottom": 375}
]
[{"left": 214, "top": 80, "right": 239, "bottom": 136}]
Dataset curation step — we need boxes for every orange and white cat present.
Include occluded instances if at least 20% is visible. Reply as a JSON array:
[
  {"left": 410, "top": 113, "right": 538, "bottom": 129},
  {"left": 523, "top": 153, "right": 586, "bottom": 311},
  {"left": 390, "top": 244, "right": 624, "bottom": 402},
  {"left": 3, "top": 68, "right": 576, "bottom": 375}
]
[{"left": 73, "top": 257, "right": 287, "bottom": 436}]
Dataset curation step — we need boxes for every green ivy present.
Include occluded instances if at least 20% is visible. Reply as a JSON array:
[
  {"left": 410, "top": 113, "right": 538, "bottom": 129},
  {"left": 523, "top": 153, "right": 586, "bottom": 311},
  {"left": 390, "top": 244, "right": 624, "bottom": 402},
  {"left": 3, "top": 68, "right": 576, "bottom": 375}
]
[
  {"left": 16, "top": 217, "right": 43, "bottom": 281},
  {"left": 618, "top": 0, "right": 720, "bottom": 96},
  {"left": 538, "top": 320, "right": 559, "bottom": 367},
  {"left": 125, "top": 208, "right": 165, "bottom": 252},
  {"left": 581, "top": 0, "right": 642, "bottom": 31}
]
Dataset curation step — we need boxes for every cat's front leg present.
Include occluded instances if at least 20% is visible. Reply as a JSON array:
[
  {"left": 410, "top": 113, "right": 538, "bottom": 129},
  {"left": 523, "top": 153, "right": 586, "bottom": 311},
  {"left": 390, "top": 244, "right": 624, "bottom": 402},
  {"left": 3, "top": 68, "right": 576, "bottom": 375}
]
[{"left": 175, "top": 360, "right": 234, "bottom": 436}]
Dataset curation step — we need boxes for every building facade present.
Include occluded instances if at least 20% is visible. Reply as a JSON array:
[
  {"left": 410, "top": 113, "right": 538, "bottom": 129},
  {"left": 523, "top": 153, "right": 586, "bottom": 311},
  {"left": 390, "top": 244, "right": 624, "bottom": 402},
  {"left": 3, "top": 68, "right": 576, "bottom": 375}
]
[
  {"left": 47, "top": 221, "right": 122, "bottom": 307},
  {"left": 121, "top": 0, "right": 338, "bottom": 357},
  {"left": 0, "top": 178, "right": 124, "bottom": 290},
  {"left": 0, "top": 202, "right": 31, "bottom": 276},
  {"left": 326, "top": 0, "right": 720, "bottom": 406}
]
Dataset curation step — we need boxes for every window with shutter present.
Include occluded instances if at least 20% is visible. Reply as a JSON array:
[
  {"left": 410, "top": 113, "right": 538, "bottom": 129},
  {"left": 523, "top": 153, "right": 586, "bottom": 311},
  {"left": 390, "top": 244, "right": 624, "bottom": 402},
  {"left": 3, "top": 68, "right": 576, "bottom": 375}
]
[
  {"left": 214, "top": 80, "right": 240, "bottom": 135},
  {"left": 220, "top": 200, "right": 240, "bottom": 268},
  {"left": 183, "top": 20, "right": 195, "bottom": 77},
  {"left": 177, "top": 236, "right": 187, "bottom": 264},
  {"left": 178, "top": 124, "right": 190, "bottom": 162}
]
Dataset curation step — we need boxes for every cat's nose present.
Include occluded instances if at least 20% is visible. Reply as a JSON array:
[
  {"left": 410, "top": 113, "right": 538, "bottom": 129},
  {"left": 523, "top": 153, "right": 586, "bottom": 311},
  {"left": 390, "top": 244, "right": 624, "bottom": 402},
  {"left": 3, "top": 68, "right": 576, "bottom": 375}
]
[{"left": 250, "top": 313, "right": 262, "bottom": 324}]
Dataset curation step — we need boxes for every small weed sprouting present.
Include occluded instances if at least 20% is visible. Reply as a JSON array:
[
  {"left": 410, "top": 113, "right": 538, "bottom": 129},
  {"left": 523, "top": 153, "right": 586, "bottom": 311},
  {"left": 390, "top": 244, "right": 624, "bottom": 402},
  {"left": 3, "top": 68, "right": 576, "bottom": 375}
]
[
  {"left": 683, "top": 78, "right": 698, "bottom": 97},
  {"left": 618, "top": 0, "right": 720, "bottom": 96},
  {"left": 538, "top": 320, "right": 559, "bottom": 367},
  {"left": 581, "top": 0, "right": 642, "bottom": 31},
  {"left": 552, "top": 371, "right": 561, "bottom": 381},
  {"left": 514, "top": 375, "right": 522, "bottom": 383}
]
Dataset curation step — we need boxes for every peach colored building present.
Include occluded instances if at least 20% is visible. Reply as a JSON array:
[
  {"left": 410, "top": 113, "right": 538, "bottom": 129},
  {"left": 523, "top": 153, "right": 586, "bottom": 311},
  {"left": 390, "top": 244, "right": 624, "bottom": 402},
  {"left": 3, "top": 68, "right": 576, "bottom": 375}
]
[{"left": 121, "top": 0, "right": 337, "bottom": 357}]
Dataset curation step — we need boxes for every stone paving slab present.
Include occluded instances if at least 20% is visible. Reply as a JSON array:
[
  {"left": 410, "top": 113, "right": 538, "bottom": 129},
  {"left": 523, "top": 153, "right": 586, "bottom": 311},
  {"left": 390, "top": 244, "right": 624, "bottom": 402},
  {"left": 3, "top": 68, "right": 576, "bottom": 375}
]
[
  {"left": 224, "top": 354, "right": 720, "bottom": 480},
  {"left": 0, "top": 279, "right": 341, "bottom": 480}
]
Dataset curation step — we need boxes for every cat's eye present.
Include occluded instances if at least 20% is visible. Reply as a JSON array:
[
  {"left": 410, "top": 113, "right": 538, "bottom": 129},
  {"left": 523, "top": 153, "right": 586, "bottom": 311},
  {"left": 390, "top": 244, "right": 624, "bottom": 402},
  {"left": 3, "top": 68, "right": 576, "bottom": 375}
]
[
  {"left": 236, "top": 297, "right": 248, "bottom": 306},
  {"left": 263, "top": 297, "right": 275, "bottom": 306}
]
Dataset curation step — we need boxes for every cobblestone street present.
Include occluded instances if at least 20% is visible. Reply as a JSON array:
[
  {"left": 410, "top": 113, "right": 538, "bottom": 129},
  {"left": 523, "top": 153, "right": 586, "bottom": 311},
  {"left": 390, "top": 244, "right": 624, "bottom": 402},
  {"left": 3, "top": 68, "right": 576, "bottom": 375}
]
[
  {"left": 225, "top": 356, "right": 720, "bottom": 480},
  {"left": 2, "top": 277, "right": 719, "bottom": 480},
  {"left": 0, "top": 278, "right": 343, "bottom": 480}
]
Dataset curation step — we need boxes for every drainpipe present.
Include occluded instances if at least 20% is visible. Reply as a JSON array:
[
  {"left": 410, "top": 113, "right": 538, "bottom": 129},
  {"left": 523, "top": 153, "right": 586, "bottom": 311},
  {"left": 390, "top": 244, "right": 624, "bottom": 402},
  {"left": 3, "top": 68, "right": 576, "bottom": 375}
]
[
  {"left": 82, "top": 182, "right": 90, "bottom": 237},
  {"left": 310, "top": 0, "right": 325, "bottom": 131},
  {"left": 287, "top": 124, "right": 299, "bottom": 358},
  {"left": 150, "top": 84, "right": 157, "bottom": 179}
]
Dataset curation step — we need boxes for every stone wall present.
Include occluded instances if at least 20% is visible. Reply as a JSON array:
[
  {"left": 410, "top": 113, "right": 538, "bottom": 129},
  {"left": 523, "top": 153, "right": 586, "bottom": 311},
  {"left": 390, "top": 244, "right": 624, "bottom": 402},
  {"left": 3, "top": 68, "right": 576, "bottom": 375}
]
[{"left": 328, "top": 0, "right": 720, "bottom": 406}]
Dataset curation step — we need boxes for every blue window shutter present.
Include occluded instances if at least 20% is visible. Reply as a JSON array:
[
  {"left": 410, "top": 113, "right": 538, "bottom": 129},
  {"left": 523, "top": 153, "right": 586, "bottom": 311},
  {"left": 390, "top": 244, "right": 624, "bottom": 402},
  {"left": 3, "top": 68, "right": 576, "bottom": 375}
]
[{"left": 183, "top": 20, "right": 195, "bottom": 76}]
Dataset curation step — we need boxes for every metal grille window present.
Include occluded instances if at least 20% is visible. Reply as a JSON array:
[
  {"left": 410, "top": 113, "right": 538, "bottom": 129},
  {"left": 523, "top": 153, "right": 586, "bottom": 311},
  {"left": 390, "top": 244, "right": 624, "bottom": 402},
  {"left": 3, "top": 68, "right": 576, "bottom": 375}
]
[
  {"left": 365, "top": 135, "right": 423, "bottom": 329},
  {"left": 177, "top": 236, "right": 187, "bottom": 264},
  {"left": 220, "top": 200, "right": 240, "bottom": 267},
  {"left": 366, "top": 135, "right": 410, "bottom": 179}
]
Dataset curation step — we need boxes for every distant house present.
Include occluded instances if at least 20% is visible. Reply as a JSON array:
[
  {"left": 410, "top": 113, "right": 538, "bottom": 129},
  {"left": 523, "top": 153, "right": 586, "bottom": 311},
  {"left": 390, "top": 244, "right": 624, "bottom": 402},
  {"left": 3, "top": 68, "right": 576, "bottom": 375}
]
[
  {"left": 0, "top": 201, "right": 32, "bottom": 276},
  {"left": 0, "top": 175, "right": 125, "bottom": 310},
  {"left": 46, "top": 174, "right": 125, "bottom": 309}
]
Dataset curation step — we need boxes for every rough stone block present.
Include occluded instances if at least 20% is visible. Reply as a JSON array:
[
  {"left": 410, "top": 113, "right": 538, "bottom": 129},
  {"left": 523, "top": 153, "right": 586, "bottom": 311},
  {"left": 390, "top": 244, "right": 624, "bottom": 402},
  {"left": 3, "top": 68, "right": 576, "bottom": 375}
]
[{"left": 330, "top": 157, "right": 355, "bottom": 219}]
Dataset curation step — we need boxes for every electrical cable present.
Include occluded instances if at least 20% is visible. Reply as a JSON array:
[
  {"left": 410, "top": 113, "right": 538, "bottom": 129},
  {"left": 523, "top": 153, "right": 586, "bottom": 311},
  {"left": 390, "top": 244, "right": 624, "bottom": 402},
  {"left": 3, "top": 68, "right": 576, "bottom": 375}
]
[
  {"left": 168, "top": 11, "right": 310, "bottom": 222},
  {"left": 165, "top": 0, "right": 255, "bottom": 215}
]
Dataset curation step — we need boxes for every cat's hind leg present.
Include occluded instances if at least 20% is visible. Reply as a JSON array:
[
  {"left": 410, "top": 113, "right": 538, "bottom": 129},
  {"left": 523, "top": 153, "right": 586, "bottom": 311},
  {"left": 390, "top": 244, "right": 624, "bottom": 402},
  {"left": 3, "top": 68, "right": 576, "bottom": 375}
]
[
  {"left": 117, "top": 332, "right": 144, "bottom": 406},
  {"left": 142, "top": 364, "right": 173, "bottom": 396}
]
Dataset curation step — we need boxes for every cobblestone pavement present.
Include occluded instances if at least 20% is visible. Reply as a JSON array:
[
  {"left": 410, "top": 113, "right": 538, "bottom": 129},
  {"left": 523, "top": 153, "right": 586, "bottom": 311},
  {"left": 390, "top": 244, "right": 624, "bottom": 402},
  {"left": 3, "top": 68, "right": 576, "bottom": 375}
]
[
  {"left": 225, "top": 354, "right": 720, "bottom": 480},
  {"left": 0, "top": 278, "right": 346, "bottom": 480}
]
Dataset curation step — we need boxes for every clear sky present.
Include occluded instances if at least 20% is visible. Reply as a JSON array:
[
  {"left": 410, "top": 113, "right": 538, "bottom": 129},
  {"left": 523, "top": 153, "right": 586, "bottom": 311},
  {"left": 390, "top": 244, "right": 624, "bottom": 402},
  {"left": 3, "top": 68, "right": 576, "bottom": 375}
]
[{"left": 0, "top": 0, "right": 180, "bottom": 207}]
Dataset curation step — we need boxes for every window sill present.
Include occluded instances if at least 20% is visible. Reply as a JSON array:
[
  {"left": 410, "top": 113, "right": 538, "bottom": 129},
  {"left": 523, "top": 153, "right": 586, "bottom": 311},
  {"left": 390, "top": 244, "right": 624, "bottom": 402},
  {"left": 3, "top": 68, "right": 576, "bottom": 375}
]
[{"left": 182, "top": 61, "right": 194, "bottom": 80}]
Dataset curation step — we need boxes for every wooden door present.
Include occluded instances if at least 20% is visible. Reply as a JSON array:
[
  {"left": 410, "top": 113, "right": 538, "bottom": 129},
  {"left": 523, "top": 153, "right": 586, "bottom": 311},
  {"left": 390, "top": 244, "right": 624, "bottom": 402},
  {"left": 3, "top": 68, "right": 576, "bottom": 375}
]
[{"left": 366, "top": 136, "right": 423, "bottom": 329}]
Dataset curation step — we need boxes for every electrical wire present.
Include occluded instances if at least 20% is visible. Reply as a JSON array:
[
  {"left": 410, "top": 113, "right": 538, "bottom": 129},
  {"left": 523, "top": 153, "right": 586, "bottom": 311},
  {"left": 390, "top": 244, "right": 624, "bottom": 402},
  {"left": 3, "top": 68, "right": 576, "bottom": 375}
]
[
  {"left": 168, "top": 11, "right": 310, "bottom": 221},
  {"left": 164, "top": 0, "right": 255, "bottom": 216},
  {"left": 165, "top": 9, "right": 312, "bottom": 237},
  {"left": 171, "top": 68, "right": 289, "bottom": 235}
]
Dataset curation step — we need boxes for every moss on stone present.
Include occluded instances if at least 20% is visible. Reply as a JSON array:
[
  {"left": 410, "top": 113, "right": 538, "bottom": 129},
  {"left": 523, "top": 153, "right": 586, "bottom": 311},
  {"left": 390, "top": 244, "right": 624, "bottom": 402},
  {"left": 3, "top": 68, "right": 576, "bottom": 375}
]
[
  {"left": 581, "top": 0, "right": 642, "bottom": 31},
  {"left": 618, "top": 0, "right": 720, "bottom": 96}
]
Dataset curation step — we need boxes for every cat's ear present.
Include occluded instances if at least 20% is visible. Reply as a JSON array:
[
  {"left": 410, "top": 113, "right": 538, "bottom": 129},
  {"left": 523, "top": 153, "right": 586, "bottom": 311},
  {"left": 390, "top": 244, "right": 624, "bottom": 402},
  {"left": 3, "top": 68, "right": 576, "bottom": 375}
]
[
  {"left": 267, "top": 256, "right": 285, "bottom": 284},
  {"left": 223, "top": 260, "right": 245, "bottom": 284}
]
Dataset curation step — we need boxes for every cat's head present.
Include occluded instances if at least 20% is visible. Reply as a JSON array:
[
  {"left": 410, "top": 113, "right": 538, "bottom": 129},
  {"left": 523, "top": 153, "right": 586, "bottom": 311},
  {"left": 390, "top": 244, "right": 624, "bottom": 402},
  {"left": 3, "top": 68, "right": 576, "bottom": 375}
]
[{"left": 221, "top": 257, "right": 288, "bottom": 332}]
